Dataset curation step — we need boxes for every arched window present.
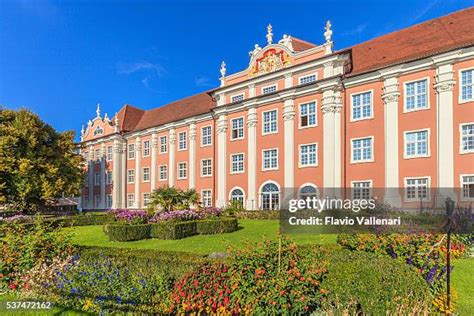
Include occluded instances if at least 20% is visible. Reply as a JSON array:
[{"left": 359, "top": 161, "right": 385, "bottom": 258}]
[
  {"left": 300, "top": 185, "right": 318, "bottom": 200},
  {"left": 230, "top": 188, "right": 245, "bottom": 206},
  {"left": 261, "top": 183, "right": 279, "bottom": 210}
]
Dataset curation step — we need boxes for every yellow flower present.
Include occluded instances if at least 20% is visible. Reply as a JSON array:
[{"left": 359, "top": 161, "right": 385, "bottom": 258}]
[{"left": 82, "top": 299, "right": 93, "bottom": 311}]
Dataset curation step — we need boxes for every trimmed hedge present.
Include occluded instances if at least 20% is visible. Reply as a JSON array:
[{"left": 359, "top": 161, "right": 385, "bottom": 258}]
[
  {"left": 196, "top": 218, "right": 238, "bottom": 234},
  {"left": 234, "top": 210, "right": 280, "bottom": 219},
  {"left": 150, "top": 221, "right": 197, "bottom": 240},
  {"left": 107, "top": 224, "right": 151, "bottom": 241}
]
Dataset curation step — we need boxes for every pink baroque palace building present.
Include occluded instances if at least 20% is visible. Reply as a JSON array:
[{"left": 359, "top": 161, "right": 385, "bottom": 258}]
[{"left": 78, "top": 8, "right": 474, "bottom": 211}]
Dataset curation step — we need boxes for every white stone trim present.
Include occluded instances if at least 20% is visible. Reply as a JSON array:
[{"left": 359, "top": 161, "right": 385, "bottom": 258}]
[
  {"left": 261, "top": 83, "right": 278, "bottom": 95},
  {"left": 402, "top": 76, "right": 431, "bottom": 113},
  {"left": 298, "top": 72, "right": 318, "bottom": 85},
  {"left": 262, "top": 147, "right": 279, "bottom": 171},
  {"left": 460, "top": 174, "right": 474, "bottom": 201},
  {"left": 298, "top": 142, "right": 319, "bottom": 168},
  {"left": 258, "top": 180, "right": 281, "bottom": 210},
  {"left": 200, "top": 158, "right": 213, "bottom": 178},
  {"left": 230, "top": 152, "right": 245, "bottom": 174},
  {"left": 349, "top": 89, "right": 374, "bottom": 122},
  {"left": 230, "top": 92, "right": 245, "bottom": 103},
  {"left": 403, "top": 128, "right": 431, "bottom": 159},
  {"left": 228, "top": 186, "right": 246, "bottom": 202},
  {"left": 200, "top": 125, "right": 213, "bottom": 147},
  {"left": 459, "top": 122, "right": 474, "bottom": 154},
  {"left": 350, "top": 136, "right": 375, "bottom": 164},
  {"left": 261, "top": 108, "right": 279, "bottom": 135},
  {"left": 246, "top": 107, "right": 257, "bottom": 210},
  {"left": 177, "top": 161, "right": 188, "bottom": 180},
  {"left": 458, "top": 66, "right": 474, "bottom": 104},
  {"left": 298, "top": 182, "right": 319, "bottom": 198},
  {"left": 297, "top": 99, "right": 318, "bottom": 129},
  {"left": 158, "top": 164, "right": 168, "bottom": 181},
  {"left": 229, "top": 116, "right": 245, "bottom": 141}
]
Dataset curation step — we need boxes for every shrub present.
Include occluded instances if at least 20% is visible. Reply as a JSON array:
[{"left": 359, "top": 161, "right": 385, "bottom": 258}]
[
  {"left": 107, "top": 224, "right": 151, "bottom": 241},
  {"left": 147, "top": 186, "right": 199, "bottom": 212},
  {"left": 320, "top": 250, "right": 432, "bottom": 315},
  {"left": 172, "top": 237, "right": 332, "bottom": 314},
  {"left": 1, "top": 216, "right": 74, "bottom": 292},
  {"left": 150, "top": 221, "right": 197, "bottom": 239},
  {"left": 234, "top": 210, "right": 280, "bottom": 219},
  {"left": 195, "top": 218, "right": 238, "bottom": 234}
]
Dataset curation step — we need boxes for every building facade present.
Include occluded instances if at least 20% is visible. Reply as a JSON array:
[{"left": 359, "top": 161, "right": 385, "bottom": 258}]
[{"left": 78, "top": 8, "right": 474, "bottom": 210}]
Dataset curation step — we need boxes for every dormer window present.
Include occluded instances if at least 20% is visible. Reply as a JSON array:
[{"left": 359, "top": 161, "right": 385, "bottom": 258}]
[{"left": 94, "top": 126, "right": 104, "bottom": 136}]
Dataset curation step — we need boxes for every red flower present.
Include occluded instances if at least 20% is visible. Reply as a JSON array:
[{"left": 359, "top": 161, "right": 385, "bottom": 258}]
[{"left": 9, "top": 283, "right": 17, "bottom": 290}]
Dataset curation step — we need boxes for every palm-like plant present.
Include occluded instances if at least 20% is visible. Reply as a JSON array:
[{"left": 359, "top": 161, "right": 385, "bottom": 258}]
[{"left": 147, "top": 186, "right": 201, "bottom": 213}]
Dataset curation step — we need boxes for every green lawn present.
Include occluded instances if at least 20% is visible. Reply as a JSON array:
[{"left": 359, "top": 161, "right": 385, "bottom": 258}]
[
  {"left": 66, "top": 219, "right": 337, "bottom": 254},
  {"left": 452, "top": 257, "right": 474, "bottom": 315}
]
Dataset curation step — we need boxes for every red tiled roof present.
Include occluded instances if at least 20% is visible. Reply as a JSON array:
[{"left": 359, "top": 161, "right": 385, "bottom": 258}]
[
  {"left": 348, "top": 7, "right": 474, "bottom": 76},
  {"left": 116, "top": 104, "right": 144, "bottom": 132},
  {"left": 125, "top": 92, "right": 215, "bottom": 132},
  {"left": 292, "top": 37, "right": 317, "bottom": 52}
]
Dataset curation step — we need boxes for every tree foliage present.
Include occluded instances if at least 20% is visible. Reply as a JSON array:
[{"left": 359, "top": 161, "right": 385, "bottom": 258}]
[
  {"left": 0, "top": 108, "right": 84, "bottom": 211},
  {"left": 147, "top": 186, "right": 200, "bottom": 213}
]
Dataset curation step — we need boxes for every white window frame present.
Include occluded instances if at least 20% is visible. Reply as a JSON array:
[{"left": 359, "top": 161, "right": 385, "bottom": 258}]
[
  {"left": 106, "top": 194, "right": 113, "bottom": 208},
  {"left": 298, "top": 101, "right": 318, "bottom": 129},
  {"left": 177, "top": 162, "right": 187, "bottom": 179},
  {"left": 143, "top": 140, "right": 150, "bottom": 157},
  {"left": 158, "top": 164, "right": 167, "bottom": 181},
  {"left": 201, "top": 125, "right": 213, "bottom": 147},
  {"left": 230, "top": 153, "right": 245, "bottom": 174},
  {"left": 94, "top": 172, "right": 100, "bottom": 186},
  {"left": 262, "top": 148, "right": 279, "bottom": 171},
  {"left": 159, "top": 135, "right": 168, "bottom": 154},
  {"left": 231, "top": 93, "right": 244, "bottom": 103},
  {"left": 459, "top": 122, "right": 474, "bottom": 154},
  {"left": 404, "top": 177, "right": 431, "bottom": 202},
  {"left": 403, "top": 77, "right": 430, "bottom": 113},
  {"left": 229, "top": 186, "right": 246, "bottom": 205},
  {"left": 128, "top": 144, "right": 135, "bottom": 160},
  {"left": 403, "top": 128, "right": 430, "bottom": 159},
  {"left": 298, "top": 73, "right": 317, "bottom": 85},
  {"left": 259, "top": 180, "right": 280, "bottom": 211},
  {"left": 261, "top": 84, "right": 277, "bottom": 95},
  {"left": 230, "top": 117, "right": 245, "bottom": 140},
  {"left": 142, "top": 193, "right": 151, "bottom": 206},
  {"left": 350, "top": 90, "right": 374, "bottom": 122},
  {"left": 178, "top": 131, "right": 187, "bottom": 151},
  {"left": 350, "top": 180, "right": 373, "bottom": 200},
  {"left": 459, "top": 67, "right": 474, "bottom": 104},
  {"left": 127, "top": 169, "right": 135, "bottom": 184},
  {"left": 350, "top": 136, "right": 374, "bottom": 164},
  {"left": 200, "top": 158, "right": 213, "bottom": 178},
  {"left": 460, "top": 174, "right": 474, "bottom": 201},
  {"left": 105, "top": 171, "right": 112, "bottom": 185},
  {"left": 127, "top": 193, "right": 135, "bottom": 208},
  {"left": 106, "top": 146, "right": 113, "bottom": 161},
  {"left": 142, "top": 167, "right": 150, "bottom": 182},
  {"left": 298, "top": 143, "right": 318, "bottom": 168},
  {"left": 201, "top": 189, "right": 212, "bottom": 207},
  {"left": 262, "top": 109, "right": 278, "bottom": 135},
  {"left": 94, "top": 195, "right": 101, "bottom": 208}
]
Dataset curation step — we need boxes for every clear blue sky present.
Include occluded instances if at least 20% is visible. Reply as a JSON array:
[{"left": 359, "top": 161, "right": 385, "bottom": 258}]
[{"left": 1, "top": 0, "right": 473, "bottom": 140}]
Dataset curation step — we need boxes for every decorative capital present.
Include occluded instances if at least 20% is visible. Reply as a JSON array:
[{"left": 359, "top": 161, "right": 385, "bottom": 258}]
[
  {"left": 434, "top": 80, "right": 455, "bottom": 93},
  {"left": 151, "top": 133, "right": 158, "bottom": 147},
  {"left": 266, "top": 24, "right": 273, "bottom": 45},
  {"left": 283, "top": 99, "right": 295, "bottom": 121},
  {"left": 189, "top": 124, "right": 197, "bottom": 140},
  {"left": 169, "top": 130, "right": 177, "bottom": 145},
  {"left": 321, "top": 93, "right": 342, "bottom": 114},
  {"left": 217, "top": 116, "right": 228, "bottom": 134},
  {"left": 382, "top": 92, "right": 400, "bottom": 104}
]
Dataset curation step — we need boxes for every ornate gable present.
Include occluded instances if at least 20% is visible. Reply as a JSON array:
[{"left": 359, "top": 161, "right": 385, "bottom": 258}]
[{"left": 81, "top": 104, "right": 118, "bottom": 142}]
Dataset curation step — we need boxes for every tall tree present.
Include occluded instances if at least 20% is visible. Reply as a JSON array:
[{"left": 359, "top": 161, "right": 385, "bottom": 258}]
[{"left": 0, "top": 108, "right": 84, "bottom": 212}]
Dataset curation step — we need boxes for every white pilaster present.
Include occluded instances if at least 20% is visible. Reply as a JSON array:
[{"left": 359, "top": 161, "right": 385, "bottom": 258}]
[
  {"left": 151, "top": 133, "right": 158, "bottom": 192},
  {"left": 216, "top": 115, "right": 228, "bottom": 207},
  {"left": 321, "top": 89, "right": 342, "bottom": 197},
  {"left": 112, "top": 138, "right": 122, "bottom": 209},
  {"left": 246, "top": 107, "right": 258, "bottom": 210},
  {"left": 88, "top": 147, "right": 93, "bottom": 209},
  {"left": 134, "top": 137, "right": 141, "bottom": 208},
  {"left": 189, "top": 123, "right": 197, "bottom": 189},
  {"left": 100, "top": 144, "right": 106, "bottom": 209},
  {"left": 121, "top": 143, "right": 127, "bottom": 208},
  {"left": 283, "top": 98, "right": 295, "bottom": 200},
  {"left": 168, "top": 129, "right": 176, "bottom": 187},
  {"left": 382, "top": 77, "right": 401, "bottom": 207},
  {"left": 248, "top": 84, "right": 256, "bottom": 98},
  {"left": 435, "top": 63, "right": 455, "bottom": 202}
]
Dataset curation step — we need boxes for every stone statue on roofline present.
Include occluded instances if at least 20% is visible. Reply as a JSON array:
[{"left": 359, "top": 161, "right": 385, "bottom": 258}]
[
  {"left": 249, "top": 44, "right": 262, "bottom": 59},
  {"left": 278, "top": 34, "right": 294, "bottom": 51}
]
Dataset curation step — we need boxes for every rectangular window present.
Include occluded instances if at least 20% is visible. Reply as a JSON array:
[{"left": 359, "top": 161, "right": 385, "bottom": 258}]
[
  {"left": 263, "top": 149, "right": 278, "bottom": 170},
  {"left": 299, "top": 74, "right": 317, "bottom": 85},
  {"left": 263, "top": 110, "right": 277, "bottom": 134},
  {"left": 202, "top": 190, "right": 212, "bottom": 207},
  {"left": 84, "top": 196, "right": 89, "bottom": 207},
  {"left": 405, "top": 130, "right": 429, "bottom": 158},
  {"left": 231, "top": 117, "right": 245, "bottom": 140},
  {"left": 231, "top": 153, "right": 244, "bottom": 173},
  {"left": 300, "top": 102, "right": 317, "bottom": 127},
  {"left": 352, "top": 91, "right": 372, "bottom": 120},
  {"left": 201, "top": 159, "right": 212, "bottom": 177},
  {"left": 143, "top": 193, "right": 150, "bottom": 206},
  {"left": 85, "top": 174, "right": 89, "bottom": 187},
  {"left": 159, "top": 136, "right": 167, "bottom": 153},
  {"left": 262, "top": 85, "right": 277, "bottom": 95},
  {"left": 405, "top": 178, "right": 429, "bottom": 201},
  {"left": 106, "top": 194, "right": 112, "bottom": 208},
  {"left": 142, "top": 167, "right": 150, "bottom": 182},
  {"left": 106, "top": 146, "right": 113, "bottom": 161},
  {"left": 178, "top": 162, "right": 187, "bottom": 179},
  {"left": 94, "top": 149, "right": 100, "bottom": 161},
  {"left": 352, "top": 181, "right": 372, "bottom": 200},
  {"left": 461, "top": 69, "right": 473, "bottom": 101},
  {"left": 128, "top": 144, "right": 135, "bottom": 159},
  {"left": 352, "top": 137, "right": 373, "bottom": 163},
  {"left": 94, "top": 195, "right": 100, "bottom": 208},
  {"left": 159, "top": 165, "right": 167, "bottom": 181},
  {"left": 127, "top": 194, "right": 134, "bottom": 208},
  {"left": 94, "top": 172, "right": 100, "bottom": 186},
  {"left": 106, "top": 171, "right": 112, "bottom": 185},
  {"left": 231, "top": 94, "right": 244, "bottom": 103},
  {"left": 178, "top": 132, "right": 187, "bottom": 150},
  {"left": 143, "top": 140, "right": 150, "bottom": 157},
  {"left": 461, "top": 175, "right": 474, "bottom": 199},
  {"left": 405, "top": 79, "right": 428, "bottom": 111},
  {"left": 461, "top": 123, "right": 474, "bottom": 153},
  {"left": 127, "top": 169, "right": 135, "bottom": 183},
  {"left": 201, "top": 126, "right": 212, "bottom": 146},
  {"left": 299, "top": 144, "right": 317, "bottom": 167}
]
